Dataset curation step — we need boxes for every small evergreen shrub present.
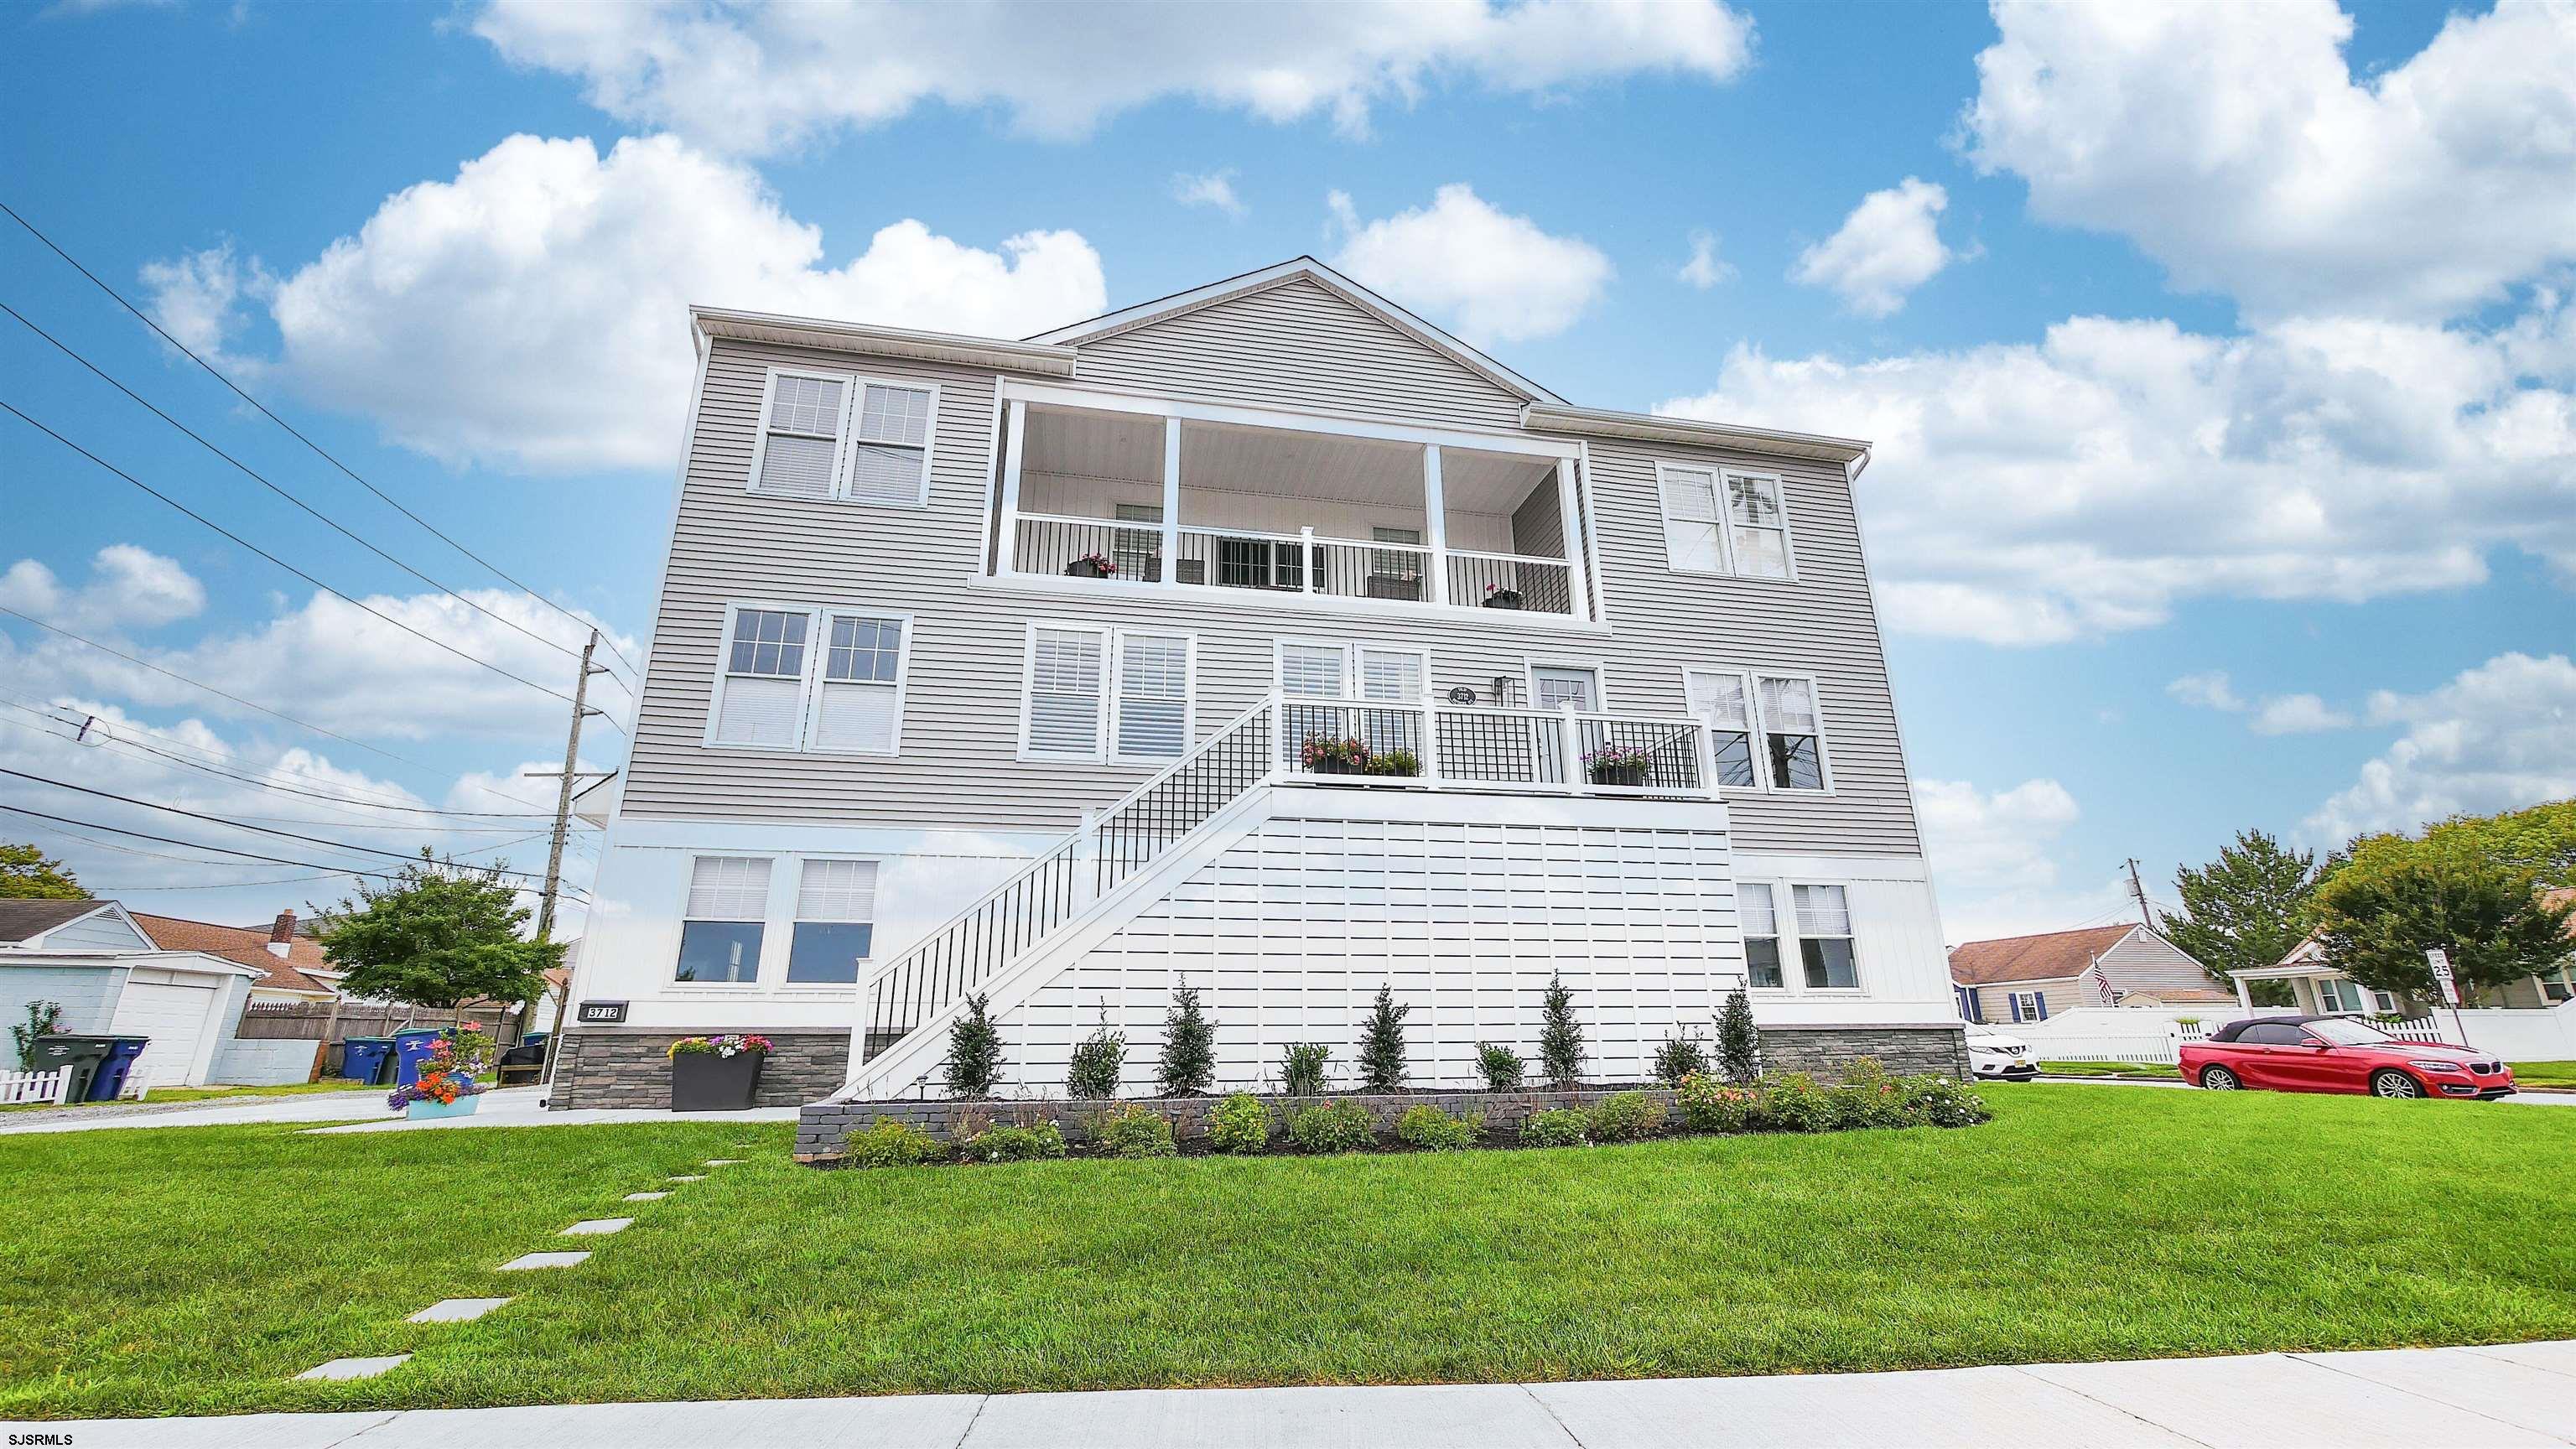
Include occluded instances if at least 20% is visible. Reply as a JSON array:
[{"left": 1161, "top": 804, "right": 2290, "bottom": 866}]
[
  {"left": 844, "top": 1116, "right": 943, "bottom": 1168},
  {"left": 1675, "top": 1072, "right": 1752, "bottom": 1133},
  {"left": 1067, "top": 1006, "right": 1126, "bottom": 1099},
  {"left": 1652, "top": 1031, "right": 1709, "bottom": 1087},
  {"left": 1285, "top": 1098, "right": 1376, "bottom": 1153},
  {"left": 1519, "top": 1107, "right": 1590, "bottom": 1147},
  {"left": 1157, "top": 984, "right": 1217, "bottom": 1096},
  {"left": 1538, "top": 973, "right": 1585, "bottom": 1089},
  {"left": 1091, "top": 1104, "right": 1177, "bottom": 1158},
  {"left": 1716, "top": 988, "right": 1759, "bottom": 1083},
  {"left": 1588, "top": 1089, "right": 1668, "bottom": 1142},
  {"left": 1279, "top": 1041, "right": 1332, "bottom": 1097},
  {"left": 1207, "top": 1092, "right": 1271, "bottom": 1154},
  {"left": 1356, "top": 984, "right": 1411, "bottom": 1093},
  {"left": 1394, "top": 1103, "right": 1482, "bottom": 1150},
  {"left": 942, "top": 993, "right": 1004, "bottom": 1098},
  {"left": 960, "top": 1120, "right": 1066, "bottom": 1163},
  {"left": 1474, "top": 1041, "right": 1524, "bottom": 1090}
]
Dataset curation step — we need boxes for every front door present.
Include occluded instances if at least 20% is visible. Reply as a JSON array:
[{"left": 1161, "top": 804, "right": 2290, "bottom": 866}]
[{"left": 1531, "top": 665, "right": 1599, "bottom": 713}]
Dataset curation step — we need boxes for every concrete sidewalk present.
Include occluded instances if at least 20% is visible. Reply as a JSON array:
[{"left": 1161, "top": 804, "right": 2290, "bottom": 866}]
[
  {"left": 27, "top": 1340, "right": 2573, "bottom": 1448},
  {"left": 0, "top": 1086, "right": 796, "bottom": 1135}
]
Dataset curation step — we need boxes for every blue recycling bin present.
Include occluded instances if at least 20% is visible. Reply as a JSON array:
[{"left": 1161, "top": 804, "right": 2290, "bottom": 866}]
[
  {"left": 392, "top": 1027, "right": 448, "bottom": 1087},
  {"left": 86, "top": 1036, "right": 150, "bottom": 1102},
  {"left": 340, "top": 1036, "right": 395, "bottom": 1085}
]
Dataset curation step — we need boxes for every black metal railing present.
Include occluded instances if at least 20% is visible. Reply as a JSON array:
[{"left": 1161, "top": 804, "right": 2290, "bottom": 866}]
[
  {"left": 1433, "top": 708, "right": 1571, "bottom": 787},
  {"left": 1279, "top": 700, "right": 1426, "bottom": 776},
  {"left": 1573, "top": 716, "right": 1706, "bottom": 792}
]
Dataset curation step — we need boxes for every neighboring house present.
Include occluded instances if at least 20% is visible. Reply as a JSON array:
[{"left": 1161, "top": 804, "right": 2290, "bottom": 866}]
[
  {"left": 128, "top": 909, "right": 343, "bottom": 1003},
  {"left": 2235, "top": 889, "right": 2576, "bottom": 1015},
  {"left": 1949, "top": 923, "right": 2230, "bottom": 1025},
  {"left": 0, "top": 898, "right": 263, "bottom": 1089},
  {"left": 560, "top": 257, "right": 1961, "bottom": 1107}
]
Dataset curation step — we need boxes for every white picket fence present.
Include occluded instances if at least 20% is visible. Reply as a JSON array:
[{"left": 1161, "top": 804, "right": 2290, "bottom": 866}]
[
  {"left": 1982, "top": 1006, "right": 2246, "bottom": 1065},
  {"left": 0, "top": 1066, "right": 75, "bottom": 1106}
]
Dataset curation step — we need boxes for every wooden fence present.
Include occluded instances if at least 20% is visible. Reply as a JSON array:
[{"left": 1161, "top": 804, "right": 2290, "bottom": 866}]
[{"left": 234, "top": 1002, "right": 527, "bottom": 1043}]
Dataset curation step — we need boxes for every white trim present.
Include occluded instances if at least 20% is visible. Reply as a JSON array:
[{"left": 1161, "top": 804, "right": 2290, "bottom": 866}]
[
  {"left": 1551, "top": 459, "right": 1592, "bottom": 622},
  {"left": 782, "top": 852, "right": 886, "bottom": 988},
  {"left": 1521, "top": 401, "right": 1870, "bottom": 465},
  {"left": 1573, "top": 446, "right": 1613, "bottom": 631},
  {"left": 963, "top": 569, "right": 1612, "bottom": 634},
  {"left": 998, "top": 378, "right": 1580, "bottom": 461},
  {"left": 693, "top": 304, "right": 1078, "bottom": 375},
  {"left": 1421, "top": 444, "right": 1451, "bottom": 607},
  {"left": 1524, "top": 658, "right": 1609, "bottom": 713},
  {"left": 1719, "top": 469, "right": 1800, "bottom": 584}
]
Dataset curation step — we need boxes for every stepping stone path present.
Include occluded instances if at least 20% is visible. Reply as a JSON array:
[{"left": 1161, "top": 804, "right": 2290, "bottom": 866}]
[
  {"left": 669, "top": 1173, "right": 708, "bottom": 1182},
  {"left": 408, "top": 1297, "right": 513, "bottom": 1324},
  {"left": 623, "top": 1191, "right": 670, "bottom": 1202},
  {"left": 498, "top": 1250, "right": 592, "bottom": 1271},
  {"left": 297, "top": 1355, "right": 410, "bottom": 1381},
  {"left": 704, "top": 1158, "right": 745, "bottom": 1166},
  {"left": 560, "top": 1217, "right": 633, "bottom": 1236}
]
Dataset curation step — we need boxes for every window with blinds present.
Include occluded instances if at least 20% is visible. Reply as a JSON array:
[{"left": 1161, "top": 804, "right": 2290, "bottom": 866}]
[
  {"left": 846, "top": 382, "right": 934, "bottom": 503},
  {"left": 1757, "top": 675, "right": 1827, "bottom": 791},
  {"left": 1656, "top": 465, "right": 1723, "bottom": 574},
  {"left": 1356, "top": 648, "right": 1426, "bottom": 704},
  {"left": 787, "top": 858, "right": 876, "bottom": 984},
  {"left": 710, "top": 606, "right": 906, "bottom": 753},
  {"left": 1685, "top": 669, "right": 1759, "bottom": 787},
  {"left": 1740, "top": 881, "right": 1784, "bottom": 989},
  {"left": 1725, "top": 474, "right": 1793, "bottom": 579},
  {"left": 753, "top": 374, "right": 846, "bottom": 499},
  {"left": 748, "top": 371, "right": 934, "bottom": 505},
  {"left": 1025, "top": 626, "right": 1107, "bottom": 758},
  {"left": 676, "top": 855, "right": 770, "bottom": 984},
  {"left": 713, "top": 609, "right": 809, "bottom": 748},
  {"left": 1278, "top": 642, "right": 1348, "bottom": 698},
  {"left": 1114, "top": 632, "right": 1190, "bottom": 759},
  {"left": 1793, "top": 883, "right": 1858, "bottom": 988},
  {"left": 811, "top": 615, "right": 902, "bottom": 753}
]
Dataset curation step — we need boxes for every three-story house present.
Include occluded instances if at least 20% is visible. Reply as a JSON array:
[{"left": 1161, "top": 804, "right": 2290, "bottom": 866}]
[{"left": 552, "top": 258, "right": 1963, "bottom": 1107}]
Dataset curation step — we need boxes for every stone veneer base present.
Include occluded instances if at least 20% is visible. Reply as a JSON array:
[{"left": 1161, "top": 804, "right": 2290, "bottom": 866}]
[{"left": 546, "top": 1028, "right": 849, "bottom": 1111}]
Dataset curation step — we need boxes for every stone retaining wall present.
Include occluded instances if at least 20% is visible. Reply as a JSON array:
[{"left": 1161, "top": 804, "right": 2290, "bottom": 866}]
[
  {"left": 547, "top": 1028, "right": 848, "bottom": 1111},
  {"left": 1759, "top": 1023, "right": 1968, "bottom": 1080}
]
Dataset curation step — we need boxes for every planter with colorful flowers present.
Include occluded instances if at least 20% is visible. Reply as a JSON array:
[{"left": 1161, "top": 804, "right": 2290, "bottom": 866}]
[
  {"left": 1582, "top": 742, "right": 1655, "bottom": 789},
  {"left": 387, "top": 1038, "right": 489, "bottom": 1119},
  {"left": 668, "top": 1033, "right": 775, "bottom": 1112}
]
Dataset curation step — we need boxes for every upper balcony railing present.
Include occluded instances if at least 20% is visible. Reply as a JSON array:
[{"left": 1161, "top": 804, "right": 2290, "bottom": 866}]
[
  {"left": 1280, "top": 696, "right": 1714, "bottom": 797},
  {"left": 1007, "top": 512, "right": 1581, "bottom": 618}
]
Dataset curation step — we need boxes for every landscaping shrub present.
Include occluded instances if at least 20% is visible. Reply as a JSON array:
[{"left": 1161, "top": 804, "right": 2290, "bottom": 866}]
[
  {"left": 1539, "top": 974, "right": 1585, "bottom": 1089},
  {"left": 1587, "top": 1090, "right": 1668, "bottom": 1142},
  {"left": 1748, "top": 1072, "right": 1832, "bottom": 1133},
  {"left": 1207, "top": 1092, "right": 1270, "bottom": 1154},
  {"left": 960, "top": 1120, "right": 1066, "bottom": 1163},
  {"left": 1067, "top": 1009, "right": 1125, "bottom": 1099},
  {"left": 845, "top": 1116, "right": 943, "bottom": 1168},
  {"left": 1676, "top": 1072, "right": 1752, "bottom": 1133},
  {"left": 1474, "top": 1041, "right": 1524, "bottom": 1090},
  {"left": 1829, "top": 1059, "right": 1913, "bottom": 1130},
  {"left": 1279, "top": 1041, "right": 1332, "bottom": 1097},
  {"left": 1716, "top": 988, "right": 1758, "bottom": 1083},
  {"left": 1519, "top": 1107, "right": 1590, "bottom": 1147},
  {"left": 943, "top": 993, "right": 1004, "bottom": 1098},
  {"left": 1394, "top": 1104, "right": 1482, "bottom": 1151},
  {"left": 1157, "top": 984, "right": 1216, "bottom": 1096},
  {"left": 1652, "top": 1031, "right": 1709, "bottom": 1087},
  {"left": 1356, "top": 984, "right": 1410, "bottom": 1092},
  {"left": 1898, "top": 1074, "right": 1992, "bottom": 1128},
  {"left": 1091, "top": 1104, "right": 1177, "bottom": 1158},
  {"left": 1286, "top": 1098, "right": 1376, "bottom": 1153}
]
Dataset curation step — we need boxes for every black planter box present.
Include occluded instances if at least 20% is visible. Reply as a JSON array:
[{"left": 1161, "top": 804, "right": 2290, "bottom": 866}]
[
  {"left": 1482, "top": 590, "right": 1524, "bottom": 610},
  {"left": 1065, "top": 558, "right": 1110, "bottom": 579},
  {"left": 1308, "top": 757, "right": 1367, "bottom": 776},
  {"left": 671, "top": 1051, "right": 765, "bottom": 1111},
  {"left": 1589, "top": 763, "right": 1649, "bottom": 788}
]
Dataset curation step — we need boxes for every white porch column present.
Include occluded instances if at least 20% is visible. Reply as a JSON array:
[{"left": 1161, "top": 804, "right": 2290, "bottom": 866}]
[
  {"left": 2233, "top": 974, "right": 2251, "bottom": 1013},
  {"left": 1161, "top": 417, "right": 1182, "bottom": 584},
  {"left": 1554, "top": 457, "right": 1592, "bottom": 621},
  {"left": 995, "top": 400, "right": 1027, "bottom": 577},
  {"left": 1422, "top": 444, "right": 1451, "bottom": 605}
]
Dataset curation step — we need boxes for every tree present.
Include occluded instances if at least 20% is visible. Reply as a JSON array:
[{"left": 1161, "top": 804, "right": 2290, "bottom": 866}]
[
  {"left": 1355, "top": 984, "right": 1410, "bottom": 1093},
  {"left": 1156, "top": 983, "right": 1216, "bottom": 1097},
  {"left": 1066, "top": 1001, "right": 1124, "bottom": 1099},
  {"left": 2315, "top": 801, "right": 2576, "bottom": 1001},
  {"left": 0, "top": 843, "right": 84, "bottom": 900},
  {"left": 1538, "top": 973, "right": 1585, "bottom": 1090},
  {"left": 943, "top": 993, "right": 1003, "bottom": 1098},
  {"left": 316, "top": 854, "right": 562, "bottom": 1037},
  {"left": 2160, "top": 829, "right": 2316, "bottom": 1005},
  {"left": 1716, "top": 987, "right": 1759, "bottom": 1084}
]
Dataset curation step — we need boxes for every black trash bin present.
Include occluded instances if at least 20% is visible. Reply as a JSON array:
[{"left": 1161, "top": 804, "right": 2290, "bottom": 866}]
[{"left": 28, "top": 1034, "right": 117, "bottom": 1106}]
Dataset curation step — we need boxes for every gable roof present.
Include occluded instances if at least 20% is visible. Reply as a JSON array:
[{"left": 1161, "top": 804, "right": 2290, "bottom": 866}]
[
  {"left": 128, "top": 911, "right": 339, "bottom": 996},
  {"left": 0, "top": 898, "right": 109, "bottom": 945},
  {"left": 1028, "top": 257, "right": 1566, "bottom": 408},
  {"left": 1949, "top": 925, "right": 2144, "bottom": 986}
]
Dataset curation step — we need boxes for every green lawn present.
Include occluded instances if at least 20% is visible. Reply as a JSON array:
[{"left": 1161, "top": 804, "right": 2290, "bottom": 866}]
[
  {"left": 3, "top": 1085, "right": 2572, "bottom": 1420},
  {"left": 2038, "top": 1060, "right": 2183, "bottom": 1079},
  {"left": 0, "top": 1080, "right": 385, "bottom": 1114},
  {"left": 2510, "top": 1061, "right": 2576, "bottom": 1090}
]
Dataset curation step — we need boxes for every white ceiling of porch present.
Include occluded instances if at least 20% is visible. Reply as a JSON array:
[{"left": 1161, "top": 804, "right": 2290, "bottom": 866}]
[{"left": 1020, "top": 405, "right": 1556, "bottom": 513}]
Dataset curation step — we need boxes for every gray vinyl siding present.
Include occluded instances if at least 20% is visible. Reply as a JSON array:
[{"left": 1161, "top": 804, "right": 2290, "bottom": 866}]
[
  {"left": 1966, "top": 979, "right": 2085, "bottom": 1022},
  {"left": 1, "top": 963, "right": 120, "bottom": 1038},
  {"left": 621, "top": 280, "right": 1922, "bottom": 859},
  {"left": 2096, "top": 931, "right": 2223, "bottom": 992},
  {"left": 40, "top": 910, "right": 148, "bottom": 952}
]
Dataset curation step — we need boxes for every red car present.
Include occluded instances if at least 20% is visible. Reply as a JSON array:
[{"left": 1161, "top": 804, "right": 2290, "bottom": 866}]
[{"left": 2181, "top": 1015, "right": 2516, "bottom": 1099}]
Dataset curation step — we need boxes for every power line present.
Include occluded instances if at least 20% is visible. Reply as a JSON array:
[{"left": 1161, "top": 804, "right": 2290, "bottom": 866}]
[
  {"left": 0, "top": 802, "right": 590, "bottom": 901},
  {"left": 1, "top": 300, "right": 633, "bottom": 702},
  {"left": 0, "top": 199, "right": 645, "bottom": 685}
]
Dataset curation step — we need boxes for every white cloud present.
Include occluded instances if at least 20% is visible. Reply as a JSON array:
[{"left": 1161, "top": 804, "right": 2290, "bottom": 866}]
[
  {"left": 145, "top": 133, "right": 1107, "bottom": 474},
  {"left": 1660, "top": 303, "right": 2576, "bottom": 644},
  {"left": 2167, "top": 672, "right": 2246, "bottom": 714},
  {"left": 2249, "top": 693, "right": 2355, "bottom": 735},
  {"left": 1326, "top": 184, "right": 1613, "bottom": 344},
  {"left": 0, "top": 546, "right": 206, "bottom": 633},
  {"left": 1790, "top": 177, "right": 1958, "bottom": 318},
  {"left": 1916, "top": 776, "right": 2080, "bottom": 890},
  {"left": 1677, "top": 229, "right": 1735, "bottom": 289},
  {"left": 1171, "top": 169, "right": 1246, "bottom": 219},
  {"left": 1961, "top": 0, "right": 2576, "bottom": 322},
  {"left": 472, "top": 0, "right": 1755, "bottom": 155},
  {"left": 2305, "top": 652, "right": 2576, "bottom": 842}
]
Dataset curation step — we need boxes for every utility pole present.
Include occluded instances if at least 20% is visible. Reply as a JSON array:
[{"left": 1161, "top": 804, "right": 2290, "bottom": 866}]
[
  {"left": 2124, "top": 858, "right": 2156, "bottom": 932},
  {"left": 522, "top": 628, "right": 616, "bottom": 1093}
]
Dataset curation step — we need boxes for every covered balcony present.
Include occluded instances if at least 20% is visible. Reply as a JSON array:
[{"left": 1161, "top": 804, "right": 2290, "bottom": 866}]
[{"left": 993, "top": 393, "right": 1591, "bottom": 620}]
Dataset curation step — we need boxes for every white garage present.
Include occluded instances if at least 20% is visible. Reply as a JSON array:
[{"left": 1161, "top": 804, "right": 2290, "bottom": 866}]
[
  {"left": 3, "top": 901, "right": 262, "bottom": 1092},
  {"left": 108, "top": 969, "right": 236, "bottom": 1088}
]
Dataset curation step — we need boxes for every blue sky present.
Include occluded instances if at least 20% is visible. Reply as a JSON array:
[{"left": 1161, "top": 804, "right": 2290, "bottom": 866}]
[{"left": 3, "top": 0, "right": 2570, "bottom": 942}]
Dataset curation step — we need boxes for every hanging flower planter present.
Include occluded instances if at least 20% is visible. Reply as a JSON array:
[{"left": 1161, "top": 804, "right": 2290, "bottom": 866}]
[
  {"left": 669, "top": 1034, "right": 774, "bottom": 1111},
  {"left": 1065, "top": 553, "right": 1117, "bottom": 579},
  {"left": 1481, "top": 584, "right": 1524, "bottom": 610},
  {"left": 1300, "top": 735, "right": 1371, "bottom": 776},
  {"left": 1584, "top": 743, "right": 1654, "bottom": 788}
]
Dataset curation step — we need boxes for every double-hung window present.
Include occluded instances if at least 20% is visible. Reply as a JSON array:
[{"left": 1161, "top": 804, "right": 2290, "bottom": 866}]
[
  {"left": 677, "top": 856, "right": 770, "bottom": 984},
  {"left": 1794, "top": 884, "right": 1859, "bottom": 988},
  {"left": 1276, "top": 639, "right": 1426, "bottom": 760},
  {"left": 1685, "top": 668, "right": 1829, "bottom": 791},
  {"left": 1656, "top": 465, "right": 1725, "bottom": 574},
  {"left": 1758, "top": 675, "right": 1829, "bottom": 791},
  {"left": 1022, "top": 624, "right": 1193, "bottom": 762},
  {"left": 1684, "top": 670, "right": 1759, "bottom": 787},
  {"left": 787, "top": 859, "right": 876, "bottom": 984},
  {"left": 750, "top": 369, "right": 937, "bottom": 506},
  {"left": 1725, "top": 474, "right": 1792, "bottom": 578},
  {"left": 709, "top": 605, "right": 908, "bottom": 754},
  {"left": 1741, "top": 882, "right": 1785, "bottom": 989},
  {"left": 1656, "top": 462, "right": 1796, "bottom": 579},
  {"left": 2009, "top": 989, "right": 2046, "bottom": 1022},
  {"left": 1740, "top": 879, "right": 1864, "bottom": 992}
]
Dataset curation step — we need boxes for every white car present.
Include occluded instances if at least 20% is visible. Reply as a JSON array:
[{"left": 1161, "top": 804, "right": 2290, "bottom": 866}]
[{"left": 1966, "top": 1031, "right": 2038, "bottom": 1081}]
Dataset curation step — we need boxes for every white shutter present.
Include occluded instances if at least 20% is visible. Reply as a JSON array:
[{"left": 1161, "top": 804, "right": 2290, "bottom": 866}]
[
  {"left": 797, "top": 859, "right": 877, "bottom": 922},
  {"left": 1114, "top": 632, "right": 1189, "bottom": 758},
  {"left": 1279, "top": 642, "right": 1348, "bottom": 698},
  {"left": 1358, "top": 649, "right": 1425, "bottom": 703},
  {"left": 687, "top": 856, "right": 771, "bottom": 919},
  {"left": 1026, "top": 628, "right": 1105, "bottom": 757},
  {"left": 1659, "top": 469, "right": 1722, "bottom": 573},
  {"left": 812, "top": 683, "right": 896, "bottom": 751},
  {"left": 715, "top": 675, "right": 802, "bottom": 747}
]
